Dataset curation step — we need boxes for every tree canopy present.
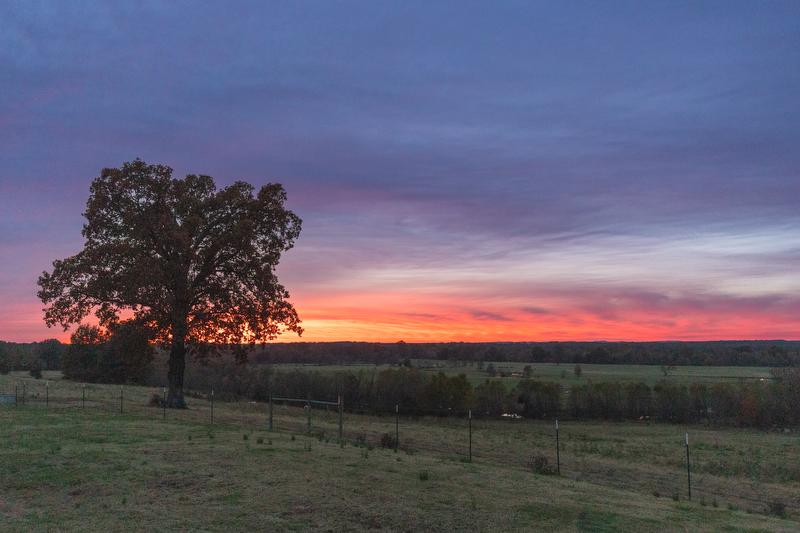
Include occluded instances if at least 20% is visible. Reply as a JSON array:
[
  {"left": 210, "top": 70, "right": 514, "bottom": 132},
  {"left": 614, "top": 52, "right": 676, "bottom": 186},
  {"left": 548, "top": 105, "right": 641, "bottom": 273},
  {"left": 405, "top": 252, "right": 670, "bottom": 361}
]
[{"left": 37, "top": 160, "right": 303, "bottom": 405}]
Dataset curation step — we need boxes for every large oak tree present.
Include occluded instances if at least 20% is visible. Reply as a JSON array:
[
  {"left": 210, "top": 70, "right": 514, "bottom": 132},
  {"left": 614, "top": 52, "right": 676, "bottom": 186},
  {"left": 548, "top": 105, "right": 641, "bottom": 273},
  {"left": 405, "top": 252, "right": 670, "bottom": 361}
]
[{"left": 38, "top": 160, "right": 302, "bottom": 406}]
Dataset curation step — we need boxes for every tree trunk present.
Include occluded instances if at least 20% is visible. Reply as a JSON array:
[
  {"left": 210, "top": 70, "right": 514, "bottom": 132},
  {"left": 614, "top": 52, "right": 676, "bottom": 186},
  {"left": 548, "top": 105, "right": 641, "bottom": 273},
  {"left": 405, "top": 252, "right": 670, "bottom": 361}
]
[{"left": 167, "top": 335, "right": 187, "bottom": 408}]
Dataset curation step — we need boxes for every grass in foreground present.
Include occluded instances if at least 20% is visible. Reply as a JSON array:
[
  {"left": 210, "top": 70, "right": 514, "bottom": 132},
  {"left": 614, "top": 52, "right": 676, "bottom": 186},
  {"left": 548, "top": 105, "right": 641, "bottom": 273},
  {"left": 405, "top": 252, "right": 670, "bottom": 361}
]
[{"left": 1, "top": 379, "right": 799, "bottom": 531}]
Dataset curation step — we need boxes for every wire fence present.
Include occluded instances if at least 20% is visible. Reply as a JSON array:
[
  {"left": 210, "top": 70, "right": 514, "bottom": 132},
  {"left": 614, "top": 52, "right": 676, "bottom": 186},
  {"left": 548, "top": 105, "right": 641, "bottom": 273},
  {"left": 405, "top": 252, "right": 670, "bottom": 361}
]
[{"left": 3, "top": 376, "right": 799, "bottom": 518}]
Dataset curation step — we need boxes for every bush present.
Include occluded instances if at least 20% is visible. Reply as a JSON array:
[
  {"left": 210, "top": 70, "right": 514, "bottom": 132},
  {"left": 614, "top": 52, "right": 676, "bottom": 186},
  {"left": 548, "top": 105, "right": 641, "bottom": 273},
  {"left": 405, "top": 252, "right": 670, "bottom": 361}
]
[
  {"left": 29, "top": 360, "right": 43, "bottom": 379},
  {"left": 380, "top": 432, "right": 397, "bottom": 449},
  {"left": 418, "top": 470, "right": 429, "bottom": 481},
  {"left": 527, "top": 454, "right": 557, "bottom": 475},
  {"left": 768, "top": 501, "right": 787, "bottom": 518}
]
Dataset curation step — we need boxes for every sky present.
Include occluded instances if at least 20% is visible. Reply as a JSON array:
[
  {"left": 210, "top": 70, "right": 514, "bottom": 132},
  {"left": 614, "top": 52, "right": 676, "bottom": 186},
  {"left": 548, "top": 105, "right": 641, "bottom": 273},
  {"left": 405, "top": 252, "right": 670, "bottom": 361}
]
[{"left": 1, "top": 1, "right": 798, "bottom": 343}]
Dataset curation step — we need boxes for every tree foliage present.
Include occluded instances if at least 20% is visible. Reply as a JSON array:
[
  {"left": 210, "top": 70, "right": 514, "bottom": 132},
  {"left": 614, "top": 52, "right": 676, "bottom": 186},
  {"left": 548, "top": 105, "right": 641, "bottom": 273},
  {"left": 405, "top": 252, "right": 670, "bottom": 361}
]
[{"left": 37, "top": 160, "right": 302, "bottom": 404}]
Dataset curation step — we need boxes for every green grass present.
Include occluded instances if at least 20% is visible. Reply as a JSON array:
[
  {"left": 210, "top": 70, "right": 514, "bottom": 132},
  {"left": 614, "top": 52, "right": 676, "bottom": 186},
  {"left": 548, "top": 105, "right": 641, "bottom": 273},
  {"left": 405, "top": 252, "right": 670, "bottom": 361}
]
[
  {"left": 270, "top": 360, "right": 774, "bottom": 387},
  {"left": 1, "top": 373, "right": 798, "bottom": 532}
]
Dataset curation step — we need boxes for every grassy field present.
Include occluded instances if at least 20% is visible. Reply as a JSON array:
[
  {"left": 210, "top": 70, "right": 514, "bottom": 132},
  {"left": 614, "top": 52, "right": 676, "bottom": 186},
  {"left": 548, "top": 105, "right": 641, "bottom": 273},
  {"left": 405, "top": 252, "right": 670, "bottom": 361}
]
[
  {"left": 1, "top": 372, "right": 799, "bottom": 532},
  {"left": 271, "top": 361, "right": 775, "bottom": 387}
]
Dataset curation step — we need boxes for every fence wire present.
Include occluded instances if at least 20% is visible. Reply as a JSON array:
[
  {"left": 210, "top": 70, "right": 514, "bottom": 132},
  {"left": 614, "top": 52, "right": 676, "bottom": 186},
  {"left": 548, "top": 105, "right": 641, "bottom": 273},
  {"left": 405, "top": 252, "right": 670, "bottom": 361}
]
[{"left": 4, "top": 376, "right": 799, "bottom": 517}]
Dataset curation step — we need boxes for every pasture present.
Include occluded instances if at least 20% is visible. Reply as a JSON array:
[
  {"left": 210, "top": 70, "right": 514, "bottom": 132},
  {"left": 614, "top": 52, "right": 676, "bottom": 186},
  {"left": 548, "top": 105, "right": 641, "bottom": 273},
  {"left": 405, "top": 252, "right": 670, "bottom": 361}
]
[
  {"left": 1, "top": 372, "right": 798, "bottom": 532},
  {"left": 271, "top": 360, "right": 774, "bottom": 387}
]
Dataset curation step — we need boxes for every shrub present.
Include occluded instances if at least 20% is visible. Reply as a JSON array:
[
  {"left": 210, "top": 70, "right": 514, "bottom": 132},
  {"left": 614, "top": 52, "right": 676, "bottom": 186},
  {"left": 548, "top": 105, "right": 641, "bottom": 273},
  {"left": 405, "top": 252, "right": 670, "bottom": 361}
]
[
  {"left": 380, "top": 433, "right": 397, "bottom": 449},
  {"left": 148, "top": 393, "right": 163, "bottom": 407},
  {"left": 527, "top": 454, "right": 557, "bottom": 475},
  {"left": 418, "top": 470, "right": 429, "bottom": 481},
  {"left": 768, "top": 501, "right": 787, "bottom": 518},
  {"left": 29, "top": 360, "right": 43, "bottom": 379}
]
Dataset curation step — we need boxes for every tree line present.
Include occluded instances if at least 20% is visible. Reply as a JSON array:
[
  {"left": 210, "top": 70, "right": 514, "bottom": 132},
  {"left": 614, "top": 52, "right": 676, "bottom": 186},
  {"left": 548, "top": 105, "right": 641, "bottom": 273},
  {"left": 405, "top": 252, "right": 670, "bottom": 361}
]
[
  {"left": 3, "top": 340, "right": 798, "bottom": 378},
  {"left": 248, "top": 341, "right": 800, "bottom": 367},
  {"left": 146, "top": 358, "right": 800, "bottom": 429}
]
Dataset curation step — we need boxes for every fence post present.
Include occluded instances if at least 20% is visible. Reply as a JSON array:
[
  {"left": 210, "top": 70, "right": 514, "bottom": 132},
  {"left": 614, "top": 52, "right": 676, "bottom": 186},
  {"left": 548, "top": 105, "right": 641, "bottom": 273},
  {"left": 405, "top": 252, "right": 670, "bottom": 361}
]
[
  {"left": 555, "top": 419, "right": 561, "bottom": 475},
  {"left": 120, "top": 386, "right": 123, "bottom": 414},
  {"left": 22, "top": 382, "right": 26, "bottom": 405},
  {"left": 162, "top": 387, "right": 166, "bottom": 420},
  {"left": 210, "top": 388, "right": 214, "bottom": 426},
  {"left": 685, "top": 432, "right": 691, "bottom": 500},
  {"left": 395, "top": 404, "right": 399, "bottom": 452},
  {"left": 82, "top": 384, "right": 86, "bottom": 409},
  {"left": 338, "top": 395, "right": 343, "bottom": 442},
  {"left": 46, "top": 381, "right": 49, "bottom": 409},
  {"left": 468, "top": 409, "right": 473, "bottom": 463},
  {"left": 268, "top": 394, "right": 273, "bottom": 431},
  {"left": 306, "top": 393, "right": 312, "bottom": 434},
  {"left": 14, "top": 382, "right": 18, "bottom": 406}
]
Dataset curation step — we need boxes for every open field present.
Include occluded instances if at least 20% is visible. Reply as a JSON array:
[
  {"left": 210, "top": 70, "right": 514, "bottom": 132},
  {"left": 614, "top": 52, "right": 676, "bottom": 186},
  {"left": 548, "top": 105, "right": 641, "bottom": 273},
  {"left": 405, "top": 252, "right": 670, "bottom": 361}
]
[
  {"left": 2, "top": 372, "right": 799, "bottom": 532},
  {"left": 270, "top": 361, "right": 775, "bottom": 387}
]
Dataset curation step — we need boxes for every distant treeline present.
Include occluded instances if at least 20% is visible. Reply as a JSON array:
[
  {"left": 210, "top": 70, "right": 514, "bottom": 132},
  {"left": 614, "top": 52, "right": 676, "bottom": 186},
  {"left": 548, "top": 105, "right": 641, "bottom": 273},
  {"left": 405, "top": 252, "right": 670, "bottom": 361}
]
[
  {"left": 161, "top": 358, "right": 800, "bottom": 429},
  {"left": 0, "top": 339, "right": 64, "bottom": 375},
  {"left": 3, "top": 340, "right": 800, "bottom": 376},
  {"left": 249, "top": 341, "right": 800, "bottom": 367}
]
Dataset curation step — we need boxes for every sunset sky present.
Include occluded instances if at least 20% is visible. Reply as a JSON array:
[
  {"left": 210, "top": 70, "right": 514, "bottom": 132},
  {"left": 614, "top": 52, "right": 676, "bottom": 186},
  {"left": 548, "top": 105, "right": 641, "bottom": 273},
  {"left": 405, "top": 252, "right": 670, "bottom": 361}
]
[{"left": 1, "top": 2, "right": 798, "bottom": 343}]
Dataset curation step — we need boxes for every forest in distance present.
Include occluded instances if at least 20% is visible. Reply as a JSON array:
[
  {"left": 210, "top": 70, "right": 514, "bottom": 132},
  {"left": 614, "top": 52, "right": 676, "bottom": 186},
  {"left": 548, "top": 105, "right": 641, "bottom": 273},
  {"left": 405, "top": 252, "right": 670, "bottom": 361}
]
[{"left": 2, "top": 339, "right": 800, "bottom": 374}]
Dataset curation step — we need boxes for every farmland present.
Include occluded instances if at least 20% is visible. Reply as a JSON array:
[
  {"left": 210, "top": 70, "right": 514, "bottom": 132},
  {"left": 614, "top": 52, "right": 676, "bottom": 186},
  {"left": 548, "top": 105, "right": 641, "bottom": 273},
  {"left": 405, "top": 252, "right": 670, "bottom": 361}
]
[
  {"left": 270, "top": 361, "right": 774, "bottom": 387},
  {"left": 1, "top": 372, "right": 799, "bottom": 532}
]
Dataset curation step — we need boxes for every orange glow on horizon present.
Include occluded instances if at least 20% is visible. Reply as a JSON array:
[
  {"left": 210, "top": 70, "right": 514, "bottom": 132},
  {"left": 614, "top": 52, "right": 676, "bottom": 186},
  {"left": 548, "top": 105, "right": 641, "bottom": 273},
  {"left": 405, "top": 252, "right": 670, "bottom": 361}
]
[{"left": 4, "top": 289, "right": 798, "bottom": 344}]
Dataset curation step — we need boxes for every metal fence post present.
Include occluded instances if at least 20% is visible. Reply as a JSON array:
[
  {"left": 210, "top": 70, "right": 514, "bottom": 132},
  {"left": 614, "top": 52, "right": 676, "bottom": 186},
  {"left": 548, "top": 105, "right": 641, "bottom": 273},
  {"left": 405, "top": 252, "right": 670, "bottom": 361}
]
[
  {"left": 685, "top": 432, "right": 691, "bottom": 500},
  {"left": 268, "top": 394, "right": 273, "bottom": 431},
  {"left": 468, "top": 409, "right": 472, "bottom": 463},
  {"left": 162, "top": 387, "right": 167, "bottom": 420},
  {"left": 306, "top": 393, "right": 312, "bottom": 433},
  {"left": 210, "top": 388, "right": 214, "bottom": 426},
  {"left": 338, "top": 395, "right": 343, "bottom": 442},
  {"left": 14, "top": 382, "right": 18, "bottom": 406},
  {"left": 46, "top": 381, "right": 49, "bottom": 409},
  {"left": 395, "top": 404, "right": 399, "bottom": 452},
  {"left": 555, "top": 419, "right": 561, "bottom": 475},
  {"left": 82, "top": 384, "right": 86, "bottom": 409},
  {"left": 120, "top": 386, "right": 123, "bottom": 414}
]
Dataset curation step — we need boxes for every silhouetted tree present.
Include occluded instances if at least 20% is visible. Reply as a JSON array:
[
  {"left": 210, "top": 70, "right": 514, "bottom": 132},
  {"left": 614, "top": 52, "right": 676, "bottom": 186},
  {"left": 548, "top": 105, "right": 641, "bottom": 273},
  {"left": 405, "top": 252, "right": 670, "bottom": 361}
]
[
  {"left": 28, "top": 359, "right": 43, "bottom": 379},
  {"left": 0, "top": 343, "right": 9, "bottom": 375},
  {"left": 61, "top": 325, "right": 107, "bottom": 382},
  {"left": 35, "top": 339, "right": 64, "bottom": 370},
  {"left": 37, "top": 160, "right": 302, "bottom": 406}
]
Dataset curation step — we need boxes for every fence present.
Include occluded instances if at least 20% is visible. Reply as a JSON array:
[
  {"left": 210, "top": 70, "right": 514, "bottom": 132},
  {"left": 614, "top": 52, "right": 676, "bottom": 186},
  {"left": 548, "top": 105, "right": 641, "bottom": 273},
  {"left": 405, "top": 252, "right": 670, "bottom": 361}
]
[{"left": 2, "top": 375, "right": 798, "bottom": 517}]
